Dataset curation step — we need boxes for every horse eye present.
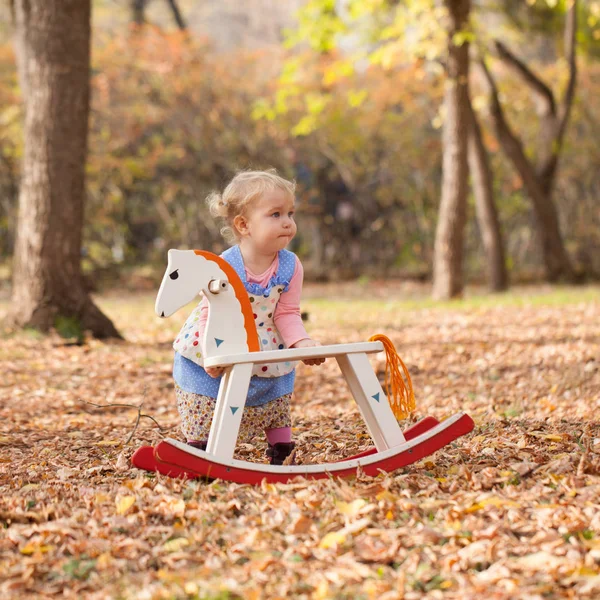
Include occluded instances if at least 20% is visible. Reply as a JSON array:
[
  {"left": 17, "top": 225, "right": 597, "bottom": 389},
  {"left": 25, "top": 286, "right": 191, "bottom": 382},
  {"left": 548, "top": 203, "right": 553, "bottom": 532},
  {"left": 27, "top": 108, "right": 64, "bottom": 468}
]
[{"left": 169, "top": 270, "right": 179, "bottom": 280}]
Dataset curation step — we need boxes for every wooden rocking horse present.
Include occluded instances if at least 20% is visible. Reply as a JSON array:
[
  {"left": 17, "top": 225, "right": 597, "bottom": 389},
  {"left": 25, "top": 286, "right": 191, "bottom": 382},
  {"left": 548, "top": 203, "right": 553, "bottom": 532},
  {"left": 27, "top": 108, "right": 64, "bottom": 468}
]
[{"left": 132, "top": 249, "right": 474, "bottom": 484}]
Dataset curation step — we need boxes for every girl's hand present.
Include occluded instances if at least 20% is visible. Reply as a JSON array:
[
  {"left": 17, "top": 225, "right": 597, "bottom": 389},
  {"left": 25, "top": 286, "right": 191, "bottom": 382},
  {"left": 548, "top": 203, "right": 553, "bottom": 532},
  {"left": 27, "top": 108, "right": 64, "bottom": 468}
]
[
  {"left": 291, "top": 338, "right": 326, "bottom": 366},
  {"left": 205, "top": 366, "right": 225, "bottom": 378}
]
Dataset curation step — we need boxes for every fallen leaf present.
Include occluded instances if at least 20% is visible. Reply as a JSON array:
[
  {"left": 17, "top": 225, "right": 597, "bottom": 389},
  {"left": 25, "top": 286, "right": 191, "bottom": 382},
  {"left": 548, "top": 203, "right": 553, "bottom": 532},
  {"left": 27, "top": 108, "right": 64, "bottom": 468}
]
[
  {"left": 335, "top": 499, "right": 366, "bottom": 517},
  {"left": 516, "top": 552, "right": 571, "bottom": 570},
  {"left": 115, "top": 495, "right": 136, "bottom": 515},
  {"left": 20, "top": 543, "right": 54, "bottom": 555},
  {"left": 290, "top": 514, "right": 313, "bottom": 534},
  {"left": 466, "top": 496, "right": 520, "bottom": 512},
  {"left": 319, "top": 531, "right": 347, "bottom": 549},
  {"left": 163, "top": 537, "right": 189, "bottom": 552}
]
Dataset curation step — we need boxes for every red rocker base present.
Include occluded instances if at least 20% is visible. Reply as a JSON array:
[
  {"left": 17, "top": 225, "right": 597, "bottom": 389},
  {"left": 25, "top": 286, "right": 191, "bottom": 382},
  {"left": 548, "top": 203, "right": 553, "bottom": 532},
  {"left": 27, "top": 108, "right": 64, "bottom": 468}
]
[{"left": 132, "top": 414, "right": 474, "bottom": 485}]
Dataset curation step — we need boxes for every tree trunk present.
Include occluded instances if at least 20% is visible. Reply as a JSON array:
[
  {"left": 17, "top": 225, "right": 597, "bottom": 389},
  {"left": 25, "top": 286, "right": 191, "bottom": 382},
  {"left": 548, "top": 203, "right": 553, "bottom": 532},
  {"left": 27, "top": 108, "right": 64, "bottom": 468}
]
[
  {"left": 479, "top": 55, "right": 576, "bottom": 283},
  {"left": 8, "top": 0, "right": 122, "bottom": 339},
  {"left": 467, "top": 98, "right": 508, "bottom": 291},
  {"left": 132, "top": 0, "right": 146, "bottom": 26},
  {"left": 433, "top": 0, "right": 471, "bottom": 299},
  {"left": 524, "top": 165, "right": 575, "bottom": 281}
]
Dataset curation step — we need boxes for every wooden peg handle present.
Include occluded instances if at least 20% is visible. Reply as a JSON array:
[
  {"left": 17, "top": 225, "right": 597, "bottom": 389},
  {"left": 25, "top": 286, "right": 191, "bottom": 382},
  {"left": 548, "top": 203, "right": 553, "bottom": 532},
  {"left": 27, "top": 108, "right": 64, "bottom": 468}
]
[{"left": 208, "top": 279, "right": 229, "bottom": 294}]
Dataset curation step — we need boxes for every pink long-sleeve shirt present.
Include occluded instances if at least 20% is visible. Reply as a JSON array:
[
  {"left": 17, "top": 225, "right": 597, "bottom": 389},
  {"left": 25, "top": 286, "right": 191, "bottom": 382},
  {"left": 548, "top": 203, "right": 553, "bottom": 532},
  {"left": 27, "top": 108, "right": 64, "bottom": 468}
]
[{"left": 196, "top": 254, "right": 309, "bottom": 351}]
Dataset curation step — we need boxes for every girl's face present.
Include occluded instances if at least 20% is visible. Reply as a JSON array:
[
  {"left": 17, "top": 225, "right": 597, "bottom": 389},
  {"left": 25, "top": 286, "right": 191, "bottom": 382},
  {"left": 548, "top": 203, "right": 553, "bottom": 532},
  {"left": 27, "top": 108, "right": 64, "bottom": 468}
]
[{"left": 235, "top": 188, "right": 297, "bottom": 254}]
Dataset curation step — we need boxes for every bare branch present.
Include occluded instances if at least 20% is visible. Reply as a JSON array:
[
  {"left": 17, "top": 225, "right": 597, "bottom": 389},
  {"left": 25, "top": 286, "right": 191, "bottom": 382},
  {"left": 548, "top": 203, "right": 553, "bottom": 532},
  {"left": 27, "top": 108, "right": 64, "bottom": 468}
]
[
  {"left": 78, "top": 398, "right": 166, "bottom": 445},
  {"left": 317, "top": 138, "right": 355, "bottom": 191},
  {"left": 493, "top": 40, "right": 556, "bottom": 116},
  {"left": 539, "top": 0, "right": 578, "bottom": 185},
  {"left": 556, "top": 0, "right": 577, "bottom": 144},
  {"left": 81, "top": 399, "right": 141, "bottom": 412},
  {"left": 137, "top": 412, "right": 163, "bottom": 430},
  {"left": 478, "top": 57, "right": 513, "bottom": 140},
  {"left": 478, "top": 58, "right": 544, "bottom": 202},
  {"left": 576, "top": 424, "right": 591, "bottom": 477},
  {"left": 166, "top": 0, "right": 187, "bottom": 30},
  {"left": 125, "top": 408, "right": 143, "bottom": 445}
]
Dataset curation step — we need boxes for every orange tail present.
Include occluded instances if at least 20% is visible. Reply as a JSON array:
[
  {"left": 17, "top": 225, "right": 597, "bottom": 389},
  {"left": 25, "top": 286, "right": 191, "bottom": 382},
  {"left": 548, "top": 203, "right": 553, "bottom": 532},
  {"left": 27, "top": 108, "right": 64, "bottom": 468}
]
[{"left": 369, "top": 334, "right": 415, "bottom": 420}]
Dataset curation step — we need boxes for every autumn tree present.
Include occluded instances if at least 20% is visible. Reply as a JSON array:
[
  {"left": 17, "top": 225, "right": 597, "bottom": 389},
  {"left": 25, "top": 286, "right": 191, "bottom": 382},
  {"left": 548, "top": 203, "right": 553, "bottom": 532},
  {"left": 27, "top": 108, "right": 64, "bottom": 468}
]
[
  {"left": 479, "top": 0, "right": 579, "bottom": 282},
  {"left": 8, "top": 0, "right": 122, "bottom": 338},
  {"left": 274, "top": 0, "right": 506, "bottom": 297}
]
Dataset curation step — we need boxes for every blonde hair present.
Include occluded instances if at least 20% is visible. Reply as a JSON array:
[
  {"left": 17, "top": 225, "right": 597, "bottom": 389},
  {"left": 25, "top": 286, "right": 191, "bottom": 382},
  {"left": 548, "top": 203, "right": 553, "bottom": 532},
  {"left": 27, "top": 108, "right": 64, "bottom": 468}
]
[{"left": 207, "top": 169, "right": 296, "bottom": 244}]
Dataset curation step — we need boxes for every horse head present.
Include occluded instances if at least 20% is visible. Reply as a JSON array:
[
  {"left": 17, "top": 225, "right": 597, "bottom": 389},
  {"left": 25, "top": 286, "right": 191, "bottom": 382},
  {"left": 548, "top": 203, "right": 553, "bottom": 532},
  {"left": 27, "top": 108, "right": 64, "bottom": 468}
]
[
  {"left": 156, "top": 249, "right": 261, "bottom": 357},
  {"left": 155, "top": 249, "right": 224, "bottom": 318}
]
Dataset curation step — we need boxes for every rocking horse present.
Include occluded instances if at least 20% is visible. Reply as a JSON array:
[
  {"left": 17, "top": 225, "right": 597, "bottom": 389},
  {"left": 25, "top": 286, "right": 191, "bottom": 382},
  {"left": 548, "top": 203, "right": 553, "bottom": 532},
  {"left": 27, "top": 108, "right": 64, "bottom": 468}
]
[{"left": 132, "top": 249, "right": 474, "bottom": 484}]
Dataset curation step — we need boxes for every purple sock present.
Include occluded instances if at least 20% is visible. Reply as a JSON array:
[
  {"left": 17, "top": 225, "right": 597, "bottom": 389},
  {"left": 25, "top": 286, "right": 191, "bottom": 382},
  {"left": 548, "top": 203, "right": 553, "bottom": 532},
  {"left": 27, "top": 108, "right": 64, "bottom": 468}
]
[{"left": 266, "top": 427, "right": 292, "bottom": 445}]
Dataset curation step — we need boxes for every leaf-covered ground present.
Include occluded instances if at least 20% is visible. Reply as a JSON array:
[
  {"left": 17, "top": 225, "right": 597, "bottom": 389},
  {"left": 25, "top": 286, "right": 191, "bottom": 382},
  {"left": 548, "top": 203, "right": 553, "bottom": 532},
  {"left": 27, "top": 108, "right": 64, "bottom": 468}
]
[{"left": 1, "top": 283, "right": 599, "bottom": 599}]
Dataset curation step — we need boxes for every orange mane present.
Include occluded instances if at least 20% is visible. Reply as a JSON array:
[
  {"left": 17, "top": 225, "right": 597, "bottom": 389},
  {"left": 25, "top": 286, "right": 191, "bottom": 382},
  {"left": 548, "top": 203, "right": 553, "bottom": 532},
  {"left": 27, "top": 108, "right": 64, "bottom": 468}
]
[{"left": 194, "top": 250, "right": 260, "bottom": 353}]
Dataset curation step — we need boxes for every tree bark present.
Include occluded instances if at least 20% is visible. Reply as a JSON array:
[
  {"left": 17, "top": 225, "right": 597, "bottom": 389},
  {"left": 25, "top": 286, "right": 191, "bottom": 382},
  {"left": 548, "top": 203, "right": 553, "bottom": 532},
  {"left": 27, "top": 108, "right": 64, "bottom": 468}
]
[
  {"left": 467, "top": 97, "right": 508, "bottom": 291},
  {"left": 481, "top": 1, "right": 578, "bottom": 282},
  {"left": 8, "top": 0, "right": 122, "bottom": 339},
  {"left": 433, "top": 0, "right": 471, "bottom": 299},
  {"left": 132, "top": 0, "right": 146, "bottom": 26}
]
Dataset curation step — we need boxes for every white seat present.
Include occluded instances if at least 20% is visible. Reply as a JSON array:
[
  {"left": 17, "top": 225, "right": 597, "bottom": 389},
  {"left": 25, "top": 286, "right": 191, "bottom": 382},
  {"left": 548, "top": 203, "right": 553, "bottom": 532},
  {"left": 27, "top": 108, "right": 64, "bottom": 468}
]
[{"left": 203, "top": 341, "right": 384, "bottom": 368}]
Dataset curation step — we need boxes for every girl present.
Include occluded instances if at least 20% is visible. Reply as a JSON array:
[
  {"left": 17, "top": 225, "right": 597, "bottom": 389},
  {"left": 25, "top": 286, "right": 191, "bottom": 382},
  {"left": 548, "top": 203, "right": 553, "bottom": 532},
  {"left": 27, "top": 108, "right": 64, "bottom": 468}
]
[{"left": 172, "top": 169, "right": 324, "bottom": 465}]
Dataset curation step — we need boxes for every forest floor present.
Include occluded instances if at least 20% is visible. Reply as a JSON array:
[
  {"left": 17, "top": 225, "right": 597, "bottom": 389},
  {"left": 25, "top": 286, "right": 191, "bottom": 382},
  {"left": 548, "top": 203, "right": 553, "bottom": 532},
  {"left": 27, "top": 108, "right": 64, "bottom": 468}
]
[{"left": 0, "top": 282, "right": 599, "bottom": 599}]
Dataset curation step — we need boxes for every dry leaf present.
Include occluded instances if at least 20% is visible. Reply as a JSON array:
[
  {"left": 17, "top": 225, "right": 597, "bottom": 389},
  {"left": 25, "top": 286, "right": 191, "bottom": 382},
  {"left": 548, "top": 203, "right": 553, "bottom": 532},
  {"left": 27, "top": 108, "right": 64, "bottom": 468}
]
[
  {"left": 20, "top": 543, "right": 54, "bottom": 555},
  {"left": 335, "top": 499, "right": 366, "bottom": 517},
  {"left": 115, "top": 495, "right": 136, "bottom": 515},
  {"left": 290, "top": 515, "right": 313, "bottom": 534},
  {"left": 163, "top": 537, "right": 189, "bottom": 552},
  {"left": 319, "top": 531, "right": 347, "bottom": 549}
]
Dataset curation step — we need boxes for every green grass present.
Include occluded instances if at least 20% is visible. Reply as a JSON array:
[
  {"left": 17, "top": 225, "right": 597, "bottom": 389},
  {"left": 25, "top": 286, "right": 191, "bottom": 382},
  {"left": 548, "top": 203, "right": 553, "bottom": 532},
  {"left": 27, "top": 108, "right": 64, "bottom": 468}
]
[
  {"left": 307, "top": 284, "right": 598, "bottom": 311},
  {"left": 300, "top": 284, "right": 599, "bottom": 328},
  {"left": 0, "top": 284, "right": 598, "bottom": 338}
]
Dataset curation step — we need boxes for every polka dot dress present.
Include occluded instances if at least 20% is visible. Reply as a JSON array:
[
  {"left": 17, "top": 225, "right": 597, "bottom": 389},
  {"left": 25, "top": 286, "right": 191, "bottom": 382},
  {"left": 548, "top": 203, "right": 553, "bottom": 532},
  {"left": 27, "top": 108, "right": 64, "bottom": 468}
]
[{"left": 176, "top": 387, "right": 292, "bottom": 442}]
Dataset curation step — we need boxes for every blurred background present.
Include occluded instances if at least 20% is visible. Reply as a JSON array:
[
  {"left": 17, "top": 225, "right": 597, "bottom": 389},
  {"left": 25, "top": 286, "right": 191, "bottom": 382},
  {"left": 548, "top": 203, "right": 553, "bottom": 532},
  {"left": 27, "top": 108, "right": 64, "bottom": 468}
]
[{"left": 0, "top": 0, "right": 598, "bottom": 295}]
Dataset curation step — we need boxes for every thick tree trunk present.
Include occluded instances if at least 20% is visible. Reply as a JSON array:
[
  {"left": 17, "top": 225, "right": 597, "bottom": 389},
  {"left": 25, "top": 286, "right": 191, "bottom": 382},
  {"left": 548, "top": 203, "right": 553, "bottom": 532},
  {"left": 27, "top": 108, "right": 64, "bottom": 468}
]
[
  {"left": 8, "top": 0, "right": 122, "bottom": 339},
  {"left": 524, "top": 169, "right": 574, "bottom": 282},
  {"left": 467, "top": 98, "right": 508, "bottom": 291},
  {"left": 433, "top": 0, "right": 471, "bottom": 299}
]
